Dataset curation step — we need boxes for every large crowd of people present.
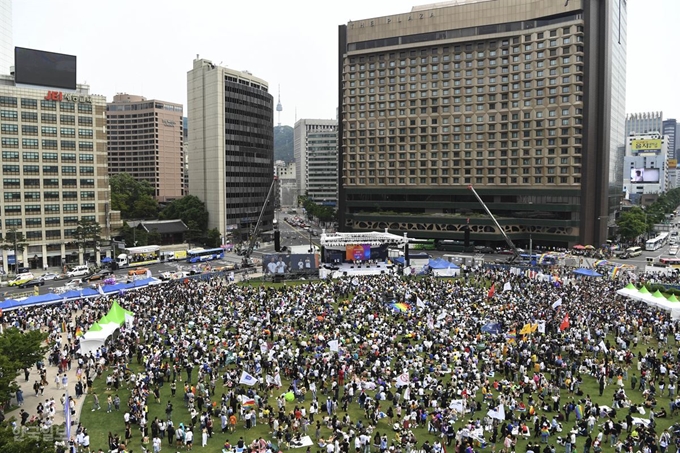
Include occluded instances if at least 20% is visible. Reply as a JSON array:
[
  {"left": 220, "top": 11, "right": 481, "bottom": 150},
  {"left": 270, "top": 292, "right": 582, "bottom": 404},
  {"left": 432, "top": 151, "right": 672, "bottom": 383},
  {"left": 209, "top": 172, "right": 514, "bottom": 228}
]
[{"left": 3, "top": 265, "right": 680, "bottom": 453}]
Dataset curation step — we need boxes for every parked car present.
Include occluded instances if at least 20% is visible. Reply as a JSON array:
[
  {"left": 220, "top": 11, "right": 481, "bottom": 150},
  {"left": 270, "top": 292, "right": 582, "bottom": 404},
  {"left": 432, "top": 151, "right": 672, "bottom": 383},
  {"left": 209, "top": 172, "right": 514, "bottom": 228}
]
[
  {"left": 40, "top": 272, "right": 59, "bottom": 281},
  {"left": 474, "top": 246, "right": 494, "bottom": 254},
  {"left": 670, "top": 245, "right": 679, "bottom": 256},
  {"left": 128, "top": 267, "right": 149, "bottom": 276},
  {"left": 18, "top": 278, "right": 45, "bottom": 289},
  {"left": 8, "top": 273, "right": 35, "bottom": 287}
]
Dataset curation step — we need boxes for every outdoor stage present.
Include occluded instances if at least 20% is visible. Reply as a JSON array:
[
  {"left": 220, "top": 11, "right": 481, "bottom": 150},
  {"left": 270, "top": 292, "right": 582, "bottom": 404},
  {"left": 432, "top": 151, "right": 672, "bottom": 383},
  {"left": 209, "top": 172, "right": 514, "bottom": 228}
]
[{"left": 319, "top": 262, "right": 395, "bottom": 279}]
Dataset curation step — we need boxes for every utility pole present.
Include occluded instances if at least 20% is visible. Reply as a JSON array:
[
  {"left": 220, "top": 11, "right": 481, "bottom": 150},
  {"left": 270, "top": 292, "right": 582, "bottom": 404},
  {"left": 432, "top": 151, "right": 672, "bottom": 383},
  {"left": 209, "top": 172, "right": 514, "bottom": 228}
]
[{"left": 13, "top": 230, "right": 18, "bottom": 275}]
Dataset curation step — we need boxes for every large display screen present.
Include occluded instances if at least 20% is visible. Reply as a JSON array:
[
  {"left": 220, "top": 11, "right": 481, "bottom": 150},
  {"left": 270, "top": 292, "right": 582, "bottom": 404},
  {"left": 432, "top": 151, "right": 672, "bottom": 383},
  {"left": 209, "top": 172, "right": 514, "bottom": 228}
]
[
  {"left": 630, "top": 168, "right": 660, "bottom": 183},
  {"left": 14, "top": 47, "right": 77, "bottom": 90},
  {"left": 345, "top": 244, "right": 371, "bottom": 261},
  {"left": 262, "top": 254, "right": 318, "bottom": 274}
]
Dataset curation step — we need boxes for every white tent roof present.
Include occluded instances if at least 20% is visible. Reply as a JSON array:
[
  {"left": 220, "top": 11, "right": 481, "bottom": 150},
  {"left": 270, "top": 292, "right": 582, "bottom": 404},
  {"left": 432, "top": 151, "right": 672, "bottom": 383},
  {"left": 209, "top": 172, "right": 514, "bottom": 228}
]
[{"left": 321, "top": 229, "right": 410, "bottom": 248}]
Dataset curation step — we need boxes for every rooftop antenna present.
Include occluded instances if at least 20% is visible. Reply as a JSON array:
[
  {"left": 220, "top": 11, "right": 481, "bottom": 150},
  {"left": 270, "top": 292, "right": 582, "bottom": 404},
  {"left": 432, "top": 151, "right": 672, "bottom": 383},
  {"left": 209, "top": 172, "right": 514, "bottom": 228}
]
[{"left": 276, "top": 85, "right": 283, "bottom": 127}]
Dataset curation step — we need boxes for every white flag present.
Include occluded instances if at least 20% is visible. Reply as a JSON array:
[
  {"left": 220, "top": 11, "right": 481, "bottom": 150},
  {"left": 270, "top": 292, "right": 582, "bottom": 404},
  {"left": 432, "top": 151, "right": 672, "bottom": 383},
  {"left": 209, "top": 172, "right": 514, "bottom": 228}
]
[
  {"left": 146, "top": 269, "right": 152, "bottom": 279},
  {"left": 416, "top": 297, "right": 425, "bottom": 309},
  {"left": 239, "top": 371, "right": 257, "bottom": 386},
  {"left": 395, "top": 372, "right": 410, "bottom": 388},
  {"left": 503, "top": 282, "right": 512, "bottom": 292},
  {"left": 98, "top": 284, "right": 105, "bottom": 296},
  {"left": 328, "top": 339, "right": 339, "bottom": 352},
  {"left": 537, "top": 321, "right": 546, "bottom": 334},
  {"left": 449, "top": 399, "right": 465, "bottom": 413},
  {"left": 552, "top": 298, "right": 562, "bottom": 309},
  {"left": 598, "top": 340, "right": 608, "bottom": 353},
  {"left": 260, "top": 342, "right": 269, "bottom": 354},
  {"left": 488, "top": 403, "right": 505, "bottom": 420}
]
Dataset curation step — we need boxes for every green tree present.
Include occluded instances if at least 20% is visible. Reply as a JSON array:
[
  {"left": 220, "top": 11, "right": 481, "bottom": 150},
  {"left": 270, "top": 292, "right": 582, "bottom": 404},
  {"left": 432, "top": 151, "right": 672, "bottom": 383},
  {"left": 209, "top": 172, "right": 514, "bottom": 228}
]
[
  {"left": 74, "top": 219, "right": 102, "bottom": 262},
  {"left": 207, "top": 228, "right": 222, "bottom": 248},
  {"left": 616, "top": 207, "right": 648, "bottom": 241},
  {"left": 0, "top": 328, "right": 47, "bottom": 405},
  {"left": 109, "top": 173, "right": 159, "bottom": 219},
  {"left": 1, "top": 229, "right": 28, "bottom": 274},
  {"left": 0, "top": 424, "right": 55, "bottom": 453},
  {"left": 119, "top": 222, "right": 148, "bottom": 248},
  {"left": 159, "top": 195, "right": 209, "bottom": 241}
]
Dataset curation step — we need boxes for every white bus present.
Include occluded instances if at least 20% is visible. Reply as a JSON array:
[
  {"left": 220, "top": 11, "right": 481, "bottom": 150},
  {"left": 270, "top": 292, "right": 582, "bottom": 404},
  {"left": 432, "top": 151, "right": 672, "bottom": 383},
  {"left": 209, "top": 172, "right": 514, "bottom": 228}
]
[
  {"left": 645, "top": 232, "right": 669, "bottom": 251},
  {"left": 625, "top": 246, "right": 643, "bottom": 258}
]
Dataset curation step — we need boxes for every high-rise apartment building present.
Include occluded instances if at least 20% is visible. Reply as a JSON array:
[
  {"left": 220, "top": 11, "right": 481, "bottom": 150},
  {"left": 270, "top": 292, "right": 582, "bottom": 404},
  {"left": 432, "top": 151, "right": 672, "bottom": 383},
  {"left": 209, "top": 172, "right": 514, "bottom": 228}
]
[
  {"left": 294, "top": 119, "right": 339, "bottom": 206},
  {"left": 338, "top": 0, "right": 627, "bottom": 247},
  {"left": 106, "top": 94, "right": 185, "bottom": 202},
  {"left": 187, "top": 58, "right": 274, "bottom": 242},
  {"left": 0, "top": 77, "right": 121, "bottom": 271},
  {"left": 0, "top": 0, "right": 11, "bottom": 76},
  {"left": 625, "top": 112, "right": 663, "bottom": 138}
]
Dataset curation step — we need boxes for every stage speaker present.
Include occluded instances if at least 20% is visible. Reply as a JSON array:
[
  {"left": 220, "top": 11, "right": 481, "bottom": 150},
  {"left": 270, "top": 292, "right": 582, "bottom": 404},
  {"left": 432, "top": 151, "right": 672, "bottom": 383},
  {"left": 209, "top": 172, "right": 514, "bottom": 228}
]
[{"left": 274, "top": 230, "right": 281, "bottom": 252}]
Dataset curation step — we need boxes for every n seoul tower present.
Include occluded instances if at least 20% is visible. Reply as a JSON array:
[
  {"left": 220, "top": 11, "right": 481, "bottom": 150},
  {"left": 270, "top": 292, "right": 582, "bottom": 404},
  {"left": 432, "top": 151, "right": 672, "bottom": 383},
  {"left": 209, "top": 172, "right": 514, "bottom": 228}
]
[{"left": 276, "top": 85, "right": 283, "bottom": 127}]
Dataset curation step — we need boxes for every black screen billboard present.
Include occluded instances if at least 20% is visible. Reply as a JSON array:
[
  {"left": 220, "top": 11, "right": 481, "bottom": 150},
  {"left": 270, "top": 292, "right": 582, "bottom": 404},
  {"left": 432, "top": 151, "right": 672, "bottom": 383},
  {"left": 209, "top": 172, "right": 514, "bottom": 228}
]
[{"left": 14, "top": 47, "right": 77, "bottom": 90}]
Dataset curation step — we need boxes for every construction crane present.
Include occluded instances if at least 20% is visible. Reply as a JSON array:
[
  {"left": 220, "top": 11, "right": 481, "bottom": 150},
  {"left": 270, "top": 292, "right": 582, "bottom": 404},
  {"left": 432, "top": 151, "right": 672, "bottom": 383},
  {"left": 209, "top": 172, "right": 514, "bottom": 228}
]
[
  {"left": 241, "top": 177, "right": 277, "bottom": 267},
  {"left": 468, "top": 185, "right": 521, "bottom": 263}
]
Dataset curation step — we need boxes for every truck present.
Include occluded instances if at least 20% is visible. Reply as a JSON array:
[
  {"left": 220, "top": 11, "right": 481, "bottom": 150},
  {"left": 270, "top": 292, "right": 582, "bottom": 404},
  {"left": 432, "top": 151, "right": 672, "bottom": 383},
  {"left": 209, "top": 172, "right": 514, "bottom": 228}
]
[{"left": 116, "top": 245, "right": 161, "bottom": 268}]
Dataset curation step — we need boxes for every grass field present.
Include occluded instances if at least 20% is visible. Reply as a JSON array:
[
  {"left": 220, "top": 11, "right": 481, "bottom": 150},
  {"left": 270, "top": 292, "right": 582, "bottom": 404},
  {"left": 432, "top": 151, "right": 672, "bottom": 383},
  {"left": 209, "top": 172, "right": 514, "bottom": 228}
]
[{"left": 78, "top": 281, "right": 678, "bottom": 453}]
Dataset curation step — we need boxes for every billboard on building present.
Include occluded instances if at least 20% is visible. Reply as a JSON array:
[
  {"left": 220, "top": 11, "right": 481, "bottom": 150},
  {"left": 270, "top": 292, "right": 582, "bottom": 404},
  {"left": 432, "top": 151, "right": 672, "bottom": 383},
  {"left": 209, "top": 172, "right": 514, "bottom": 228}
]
[
  {"left": 630, "top": 168, "right": 660, "bottom": 183},
  {"left": 669, "top": 159, "right": 677, "bottom": 169},
  {"left": 632, "top": 139, "right": 662, "bottom": 151},
  {"left": 14, "top": 47, "right": 77, "bottom": 90},
  {"left": 262, "top": 254, "right": 318, "bottom": 275}
]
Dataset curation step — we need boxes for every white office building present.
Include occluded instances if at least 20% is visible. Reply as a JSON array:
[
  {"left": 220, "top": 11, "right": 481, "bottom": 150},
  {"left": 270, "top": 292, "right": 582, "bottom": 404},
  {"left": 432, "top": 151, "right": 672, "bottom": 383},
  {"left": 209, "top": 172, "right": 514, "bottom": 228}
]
[{"left": 294, "top": 119, "right": 338, "bottom": 207}]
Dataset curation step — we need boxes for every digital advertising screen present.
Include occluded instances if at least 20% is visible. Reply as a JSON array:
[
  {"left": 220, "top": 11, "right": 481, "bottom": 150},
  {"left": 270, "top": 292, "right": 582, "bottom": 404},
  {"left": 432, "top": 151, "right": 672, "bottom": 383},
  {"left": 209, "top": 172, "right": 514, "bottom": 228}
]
[
  {"left": 630, "top": 168, "right": 660, "bottom": 183},
  {"left": 262, "top": 254, "right": 318, "bottom": 274},
  {"left": 14, "top": 47, "right": 77, "bottom": 90},
  {"left": 345, "top": 244, "right": 371, "bottom": 261}
]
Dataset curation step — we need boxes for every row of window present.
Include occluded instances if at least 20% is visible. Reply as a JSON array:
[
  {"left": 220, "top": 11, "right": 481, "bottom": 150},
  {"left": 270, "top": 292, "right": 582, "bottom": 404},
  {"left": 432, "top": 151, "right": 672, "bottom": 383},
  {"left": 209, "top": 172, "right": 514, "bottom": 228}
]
[
  {"left": 4, "top": 191, "right": 95, "bottom": 201},
  {"left": 1, "top": 124, "right": 93, "bottom": 137},
  {"left": 345, "top": 176, "right": 579, "bottom": 185},
  {"left": 0, "top": 138, "right": 94, "bottom": 150},
  {"left": 0, "top": 111, "right": 93, "bottom": 125},
  {"left": 2, "top": 165, "right": 95, "bottom": 175},
  {"left": 2, "top": 178, "right": 95, "bottom": 188},
  {"left": 0, "top": 227, "right": 86, "bottom": 240},
  {"left": 3, "top": 204, "right": 96, "bottom": 215},
  {"left": 0, "top": 96, "right": 93, "bottom": 113},
  {"left": 2, "top": 151, "right": 94, "bottom": 162}
]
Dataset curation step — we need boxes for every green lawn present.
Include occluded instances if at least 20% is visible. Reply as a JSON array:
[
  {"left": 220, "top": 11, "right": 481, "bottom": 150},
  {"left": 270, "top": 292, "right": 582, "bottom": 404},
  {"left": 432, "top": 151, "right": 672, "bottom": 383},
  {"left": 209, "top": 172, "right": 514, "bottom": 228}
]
[{"left": 78, "top": 281, "right": 677, "bottom": 453}]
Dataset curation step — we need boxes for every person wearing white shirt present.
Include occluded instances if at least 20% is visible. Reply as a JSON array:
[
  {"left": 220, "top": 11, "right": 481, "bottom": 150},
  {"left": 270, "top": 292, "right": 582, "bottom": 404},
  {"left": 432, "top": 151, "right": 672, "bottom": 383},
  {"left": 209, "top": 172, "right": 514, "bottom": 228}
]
[{"left": 153, "top": 436, "right": 162, "bottom": 453}]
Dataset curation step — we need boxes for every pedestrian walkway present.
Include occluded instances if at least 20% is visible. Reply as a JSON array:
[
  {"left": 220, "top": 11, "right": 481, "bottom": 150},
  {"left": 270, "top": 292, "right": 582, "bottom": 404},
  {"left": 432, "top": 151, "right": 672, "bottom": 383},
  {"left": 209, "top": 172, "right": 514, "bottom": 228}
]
[{"left": 5, "top": 329, "right": 85, "bottom": 434}]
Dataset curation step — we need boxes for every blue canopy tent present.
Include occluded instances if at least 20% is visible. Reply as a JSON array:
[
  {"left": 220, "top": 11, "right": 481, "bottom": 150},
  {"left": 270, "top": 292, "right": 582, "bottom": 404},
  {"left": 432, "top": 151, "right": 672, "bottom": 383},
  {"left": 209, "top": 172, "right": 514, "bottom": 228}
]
[
  {"left": 572, "top": 268, "right": 602, "bottom": 277},
  {"left": 392, "top": 256, "right": 405, "bottom": 265},
  {"left": 101, "top": 257, "right": 112, "bottom": 263},
  {"left": 427, "top": 258, "right": 460, "bottom": 277},
  {"left": 0, "top": 293, "right": 64, "bottom": 311}
]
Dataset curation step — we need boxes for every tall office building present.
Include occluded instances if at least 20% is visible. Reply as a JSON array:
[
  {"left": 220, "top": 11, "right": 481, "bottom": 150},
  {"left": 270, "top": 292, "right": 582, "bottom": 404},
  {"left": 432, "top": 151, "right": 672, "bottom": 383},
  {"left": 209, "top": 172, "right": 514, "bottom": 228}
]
[
  {"left": 0, "top": 78, "right": 120, "bottom": 271},
  {"left": 187, "top": 58, "right": 274, "bottom": 242},
  {"left": 0, "top": 0, "right": 11, "bottom": 76},
  {"left": 274, "top": 160, "right": 297, "bottom": 208},
  {"left": 338, "top": 0, "right": 627, "bottom": 247},
  {"left": 294, "top": 119, "right": 339, "bottom": 206},
  {"left": 662, "top": 118, "right": 677, "bottom": 160},
  {"left": 106, "top": 94, "right": 185, "bottom": 203},
  {"left": 625, "top": 112, "right": 663, "bottom": 138}
]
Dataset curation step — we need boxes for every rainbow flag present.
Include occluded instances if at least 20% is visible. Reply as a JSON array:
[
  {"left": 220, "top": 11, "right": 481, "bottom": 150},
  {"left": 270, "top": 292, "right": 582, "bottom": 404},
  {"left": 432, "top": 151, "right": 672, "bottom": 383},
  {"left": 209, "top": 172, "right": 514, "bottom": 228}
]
[
  {"left": 390, "top": 302, "right": 411, "bottom": 312},
  {"left": 575, "top": 404, "right": 583, "bottom": 420},
  {"left": 75, "top": 327, "right": 83, "bottom": 337},
  {"left": 242, "top": 398, "right": 256, "bottom": 408},
  {"left": 505, "top": 330, "right": 517, "bottom": 343},
  {"left": 594, "top": 260, "right": 609, "bottom": 267},
  {"left": 611, "top": 266, "right": 620, "bottom": 278}
]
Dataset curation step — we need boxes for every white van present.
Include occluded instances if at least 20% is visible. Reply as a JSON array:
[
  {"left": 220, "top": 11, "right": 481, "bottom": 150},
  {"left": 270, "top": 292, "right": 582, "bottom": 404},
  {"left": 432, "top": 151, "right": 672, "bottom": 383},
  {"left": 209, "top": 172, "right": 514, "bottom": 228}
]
[{"left": 67, "top": 265, "right": 90, "bottom": 278}]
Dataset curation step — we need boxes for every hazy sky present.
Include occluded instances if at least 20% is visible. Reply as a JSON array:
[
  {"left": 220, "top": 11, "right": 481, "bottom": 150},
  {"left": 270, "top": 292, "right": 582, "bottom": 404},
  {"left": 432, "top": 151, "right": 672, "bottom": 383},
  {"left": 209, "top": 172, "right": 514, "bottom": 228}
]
[{"left": 12, "top": 0, "right": 680, "bottom": 125}]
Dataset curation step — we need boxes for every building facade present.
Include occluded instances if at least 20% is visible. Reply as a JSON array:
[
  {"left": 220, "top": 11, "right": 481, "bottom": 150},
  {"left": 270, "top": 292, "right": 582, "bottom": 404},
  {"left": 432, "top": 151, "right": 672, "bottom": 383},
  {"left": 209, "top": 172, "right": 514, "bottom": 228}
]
[
  {"left": 0, "top": 77, "right": 121, "bottom": 271},
  {"left": 106, "top": 94, "right": 185, "bottom": 203},
  {"left": 294, "top": 119, "right": 338, "bottom": 206},
  {"left": 625, "top": 112, "right": 663, "bottom": 139},
  {"left": 662, "top": 118, "right": 677, "bottom": 160},
  {"left": 0, "top": 0, "right": 11, "bottom": 76},
  {"left": 338, "top": 0, "right": 627, "bottom": 248},
  {"left": 623, "top": 132, "right": 669, "bottom": 204},
  {"left": 187, "top": 58, "right": 274, "bottom": 242},
  {"left": 274, "top": 160, "right": 297, "bottom": 208}
]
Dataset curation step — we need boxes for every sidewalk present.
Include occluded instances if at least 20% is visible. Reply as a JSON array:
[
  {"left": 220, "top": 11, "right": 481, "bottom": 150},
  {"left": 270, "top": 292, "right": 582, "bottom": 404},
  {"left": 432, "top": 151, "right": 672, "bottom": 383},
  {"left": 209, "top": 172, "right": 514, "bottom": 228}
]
[{"left": 5, "top": 329, "right": 85, "bottom": 433}]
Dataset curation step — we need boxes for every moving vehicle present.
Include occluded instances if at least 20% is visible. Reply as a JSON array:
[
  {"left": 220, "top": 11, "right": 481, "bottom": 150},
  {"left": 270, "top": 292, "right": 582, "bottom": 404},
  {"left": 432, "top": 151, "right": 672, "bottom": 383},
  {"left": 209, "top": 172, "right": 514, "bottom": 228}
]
[
  {"left": 116, "top": 245, "right": 161, "bottom": 268},
  {"left": 645, "top": 233, "right": 669, "bottom": 251},
  {"left": 186, "top": 247, "right": 225, "bottom": 263},
  {"left": 18, "top": 278, "right": 45, "bottom": 289},
  {"left": 8, "top": 272, "right": 35, "bottom": 287},
  {"left": 84, "top": 269, "right": 113, "bottom": 282},
  {"left": 128, "top": 267, "right": 150, "bottom": 276},
  {"left": 622, "top": 246, "right": 643, "bottom": 258},
  {"left": 67, "top": 265, "right": 90, "bottom": 278},
  {"left": 40, "top": 272, "right": 59, "bottom": 281},
  {"left": 670, "top": 246, "right": 679, "bottom": 256}
]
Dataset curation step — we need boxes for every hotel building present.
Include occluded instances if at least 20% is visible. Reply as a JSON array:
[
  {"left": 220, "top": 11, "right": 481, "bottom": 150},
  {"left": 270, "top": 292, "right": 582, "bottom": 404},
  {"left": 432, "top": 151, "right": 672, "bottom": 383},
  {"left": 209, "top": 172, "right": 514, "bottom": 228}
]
[{"left": 337, "top": 0, "right": 627, "bottom": 247}]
